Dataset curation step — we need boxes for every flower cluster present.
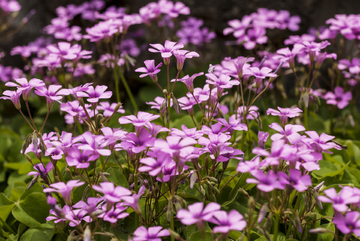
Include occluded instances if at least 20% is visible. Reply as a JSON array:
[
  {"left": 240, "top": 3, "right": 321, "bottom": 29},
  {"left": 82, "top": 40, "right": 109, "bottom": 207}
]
[{"left": 1, "top": 1, "right": 360, "bottom": 241}]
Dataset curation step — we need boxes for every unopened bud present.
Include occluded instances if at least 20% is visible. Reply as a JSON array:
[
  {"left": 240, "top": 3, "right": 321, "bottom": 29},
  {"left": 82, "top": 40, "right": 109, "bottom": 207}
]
[
  {"left": 258, "top": 203, "right": 268, "bottom": 223},
  {"left": 309, "top": 228, "right": 335, "bottom": 234},
  {"left": 190, "top": 172, "right": 197, "bottom": 189},
  {"left": 83, "top": 225, "right": 91, "bottom": 241},
  {"left": 168, "top": 229, "right": 180, "bottom": 240},
  {"left": 170, "top": 93, "right": 181, "bottom": 115},
  {"left": 166, "top": 199, "right": 174, "bottom": 222},
  {"left": 27, "top": 176, "right": 38, "bottom": 189}
]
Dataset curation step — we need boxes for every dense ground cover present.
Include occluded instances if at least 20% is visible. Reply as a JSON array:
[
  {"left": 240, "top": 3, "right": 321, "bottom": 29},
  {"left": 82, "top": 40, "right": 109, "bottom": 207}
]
[{"left": 1, "top": 0, "right": 360, "bottom": 240}]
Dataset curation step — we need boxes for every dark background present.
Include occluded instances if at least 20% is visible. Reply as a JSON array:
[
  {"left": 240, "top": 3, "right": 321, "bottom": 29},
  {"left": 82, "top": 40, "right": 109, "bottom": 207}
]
[{"left": 2, "top": 0, "right": 360, "bottom": 61}]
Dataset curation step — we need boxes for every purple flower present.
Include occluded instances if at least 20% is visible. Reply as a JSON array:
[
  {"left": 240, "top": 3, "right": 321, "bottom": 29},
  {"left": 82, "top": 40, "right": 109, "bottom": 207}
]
[
  {"left": 237, "top": 156, "right": 261, "bottom": 173},
  {"left": 221, "top": 56, "right": 254, "bottom": 79},
  {"left": 5, "top": 77, "right": 45, "bottom": 101},
  {"left": 246, "top": 170, "right": 285, "bottom": 192},
  {"left": 148, "top": 40, "right": 184, "bottom": 64},
  {"left": 177, "top": 202, "right": 220, "bottom": 226},
  {"left": 258, "top": 131, "right": 269, "bottom": 149},
  {"left": 116, "top": 128, "right": 155, "bottom": 154},
  {"left": 153, "top": 135, "right": 196, "bottom": 163},
  {"left": 246, "top": 66, "right": 277, "bottom": 82},
  {"left": 66, "top": 147, "right": 97, "bottom": 169},
  {"left": 173, "top": 50, "right": 199, "bottom": 70},
  {"left": 124, "top": 186, "right": 145, "bottom": 214},
  {"left": 83, "top": 20, "right": 119, "bottom": 42},
  {"left": 303, "top": 131, "right": 340, "bottom": 153},
  {"left": 160, "top": 1, "right": 190, "bottom": 18},
  {"left": 209, "top": 210, "right": 246, "bottom": 234},
  {"left": 323, "top": 86, "right": 352, "bottom": 109},
  {"left": 72, "top": 197, "right": 103, "bottom": 217},
  {"left": 253, "top": 140, "right": 296, "bottom": 166},
  {"left": 318, "top": 187, "right": 359, "bottom": 212},
  {"left": 54, "top": 26, "right": 82, "bottom": 41},
  {"left": 278, "top": 169, "right": 312, "bottom": 192},
  {"left": 269, "top": 123, "right": 305, "bottom": 144},
  {"left": 43, "top": 180, "right": 84, "bottom": 205},
  {"left": 234, "top": 106, "right": 259, "bottom": 121},
  {"left": 77, "top": 85, "right": 112, "bottom": 103},
  {"left": 146, "top": 96, "right": 172, "bottom": 115},
  {"left": 171, "top": 124, "right": 203, "bottom": 139},
  {"left": 0, "top": 0, "right": 21, "bottom": 13},
  {"left": 78, "top": 132, "right": 111, "bottom": 157},
  {"left": 266, "top": 106, "right": 302, "bottom": 125},
  {"left": 174, "top": 72, "right": 203, "bottom": 94},
  {"left": 10, "top": 45, "right": 33, "bottom": 58},
  {"left": 96, "top": 102, "right": 125, "bottom": 117},
  {"left": 28, "top": 162, "right": 53, "bottom": 180},
  {"left": 92, "top": 182, "right": 132, "bottom": 204},
  {"left": 333, "top": 212, "right": 360, "bottom": 236},
  {"left": 135, "top": 59, "right": 162, "bottom": 82},
  {"left": 65, "top": 208, "right": 88, "bottom": 227},
  {"left": 276, "top": 10, "right": 301, "bottom": 31},
  {"left": 338, "top": 58, "right": 360, "bottom": 73},
  {"left": 47, "top": 42, "right": 92, "bottom": 62},
  {"left": 242, "top": 28, "right": 268, "bottom": 50},
  {"left": 34, "top": 85, "right": 69, "bottom": 108},
  {"left": 132, "top": 226, "right": 170, "bottom": 241},
  {"left": 223, "top": 16, "right": 252, "bottom": 38},
  {"left": 138, "top": 155, "right": 170, "bottom": 177},
  {"left": 99, "top": 205, "right": 129, "bottom": 223},
  {"left": 205, "top": 73, "right": 239, "bottom": 95},
  {"left": 119, "top": 111, "right": 160, "bottom": 131},
  {"left": 0, "top": 90, "right": 22, "bottom": 109}
]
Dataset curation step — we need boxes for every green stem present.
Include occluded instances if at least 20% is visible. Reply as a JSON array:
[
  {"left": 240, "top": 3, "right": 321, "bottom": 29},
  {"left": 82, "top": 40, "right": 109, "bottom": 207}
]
[
  {"left": 304, "top": 106, "right": 308, "bottom": 130},
  {"left": 170, "top": 214, "right": 175, "bottom": 241},
  {"left": 113, "top": 64, "right": 121, "bottom": 103},
  {"left": 119, "top": 70, "right": 138, "bottom": 113},
  {"left": 0, "top": 217, "right": 16, "bottom": 234},
  {"left": 273, "top": 213, "right": 280, "bottom": 241},
  {"left": 135, "top": 179, "right": 139, "bottom": 229}
]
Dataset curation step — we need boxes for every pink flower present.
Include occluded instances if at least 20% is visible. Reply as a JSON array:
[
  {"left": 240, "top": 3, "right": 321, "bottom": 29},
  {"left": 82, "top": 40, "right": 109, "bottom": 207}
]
[
  {"left": 209, "top": 210, "right": 246, "bottom": 234},
  {"left": 323, "top": 86, "right": 352, "bottom": 109},
  {"left": 148, "top": 40, "right": 184, "bottom": 64},
  {"left": 177, "top": 202, "right": 220, "bottom": 226}
]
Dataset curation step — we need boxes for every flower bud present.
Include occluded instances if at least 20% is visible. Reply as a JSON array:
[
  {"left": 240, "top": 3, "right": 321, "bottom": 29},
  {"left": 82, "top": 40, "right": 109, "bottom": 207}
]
[
  {"left": 258, "top": 203, "right": 268, "bottom": 223},
  {"left": 166, "top": 199, "right": 174, "bottom": 222},
  {"left": 83, "top": 225, "right": 91, "bottom": 241}
]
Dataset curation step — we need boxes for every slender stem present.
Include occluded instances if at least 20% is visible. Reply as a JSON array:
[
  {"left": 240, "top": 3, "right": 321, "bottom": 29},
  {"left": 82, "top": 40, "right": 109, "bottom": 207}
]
[
  {"left": 170, "top": 70, "right": 181, "bottom": 93},
  {"left": 304, "top": 105, "right": 308, "bottom": 130},
  {"left": 19, "top": 110, "right": 36, "bottom": 131},
  {"left": 0, "top": 216, "right": 16, "bottom": 234},
  {"left": 25, "top": 101, "right": 36, "bottom": 130},
  {"left": 119, "top": 70, "right": 138, "bottom": 113},
  {"left": 170, "top": 214, "right": 175, "bottom": 241},
  {"left": 113, "top": 64, "right": 121, "bottom": 103},
  {"left": 135, "top": 178, "right": 139, "bottom": 229},
  {"left": 273, "top": 213, "right": 280, "bottom": 241},
  {"left": 39, "top": 109, "right": 51, "bottom": 133}
]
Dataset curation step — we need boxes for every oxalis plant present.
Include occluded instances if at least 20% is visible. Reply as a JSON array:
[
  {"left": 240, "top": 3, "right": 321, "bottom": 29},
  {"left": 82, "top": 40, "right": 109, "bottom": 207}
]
[{"left": 1, "top": 0, "right": 360, "bottom": 241}]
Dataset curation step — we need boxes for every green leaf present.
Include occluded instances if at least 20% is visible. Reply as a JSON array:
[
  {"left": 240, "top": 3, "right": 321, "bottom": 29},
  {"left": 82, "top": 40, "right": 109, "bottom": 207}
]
[
  {"left": 255, "top": 233, "right": 286, "bottom": 241},
  {"left": 316, "top": 223, "right": 335, "bottom": 241},
  {"left": 346, "top": 140, "right": 360, "bottom": 166},
  {"left": 181, "top": 186, "right": 202, "bottom": 201},
  {"left": 12, "top": 193, "right": 50, "bottom": 228},
  {"left": 0, "top": 193, "right": 15, "bottom": 222},
  {"left": 19, "top": 227, "right": 53, "bottom": 241},
  {"left": 312, "top": 161, "right": 350, "bottom": 178},
  {"left": 189, "top": 231, "right": 212, "bottom": 241},
  {"left": 106, "top": 167, "right": 129, "bottom": 188},
  {"left": 170, "top": 115, "right": 195, "bottom": 129}
]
